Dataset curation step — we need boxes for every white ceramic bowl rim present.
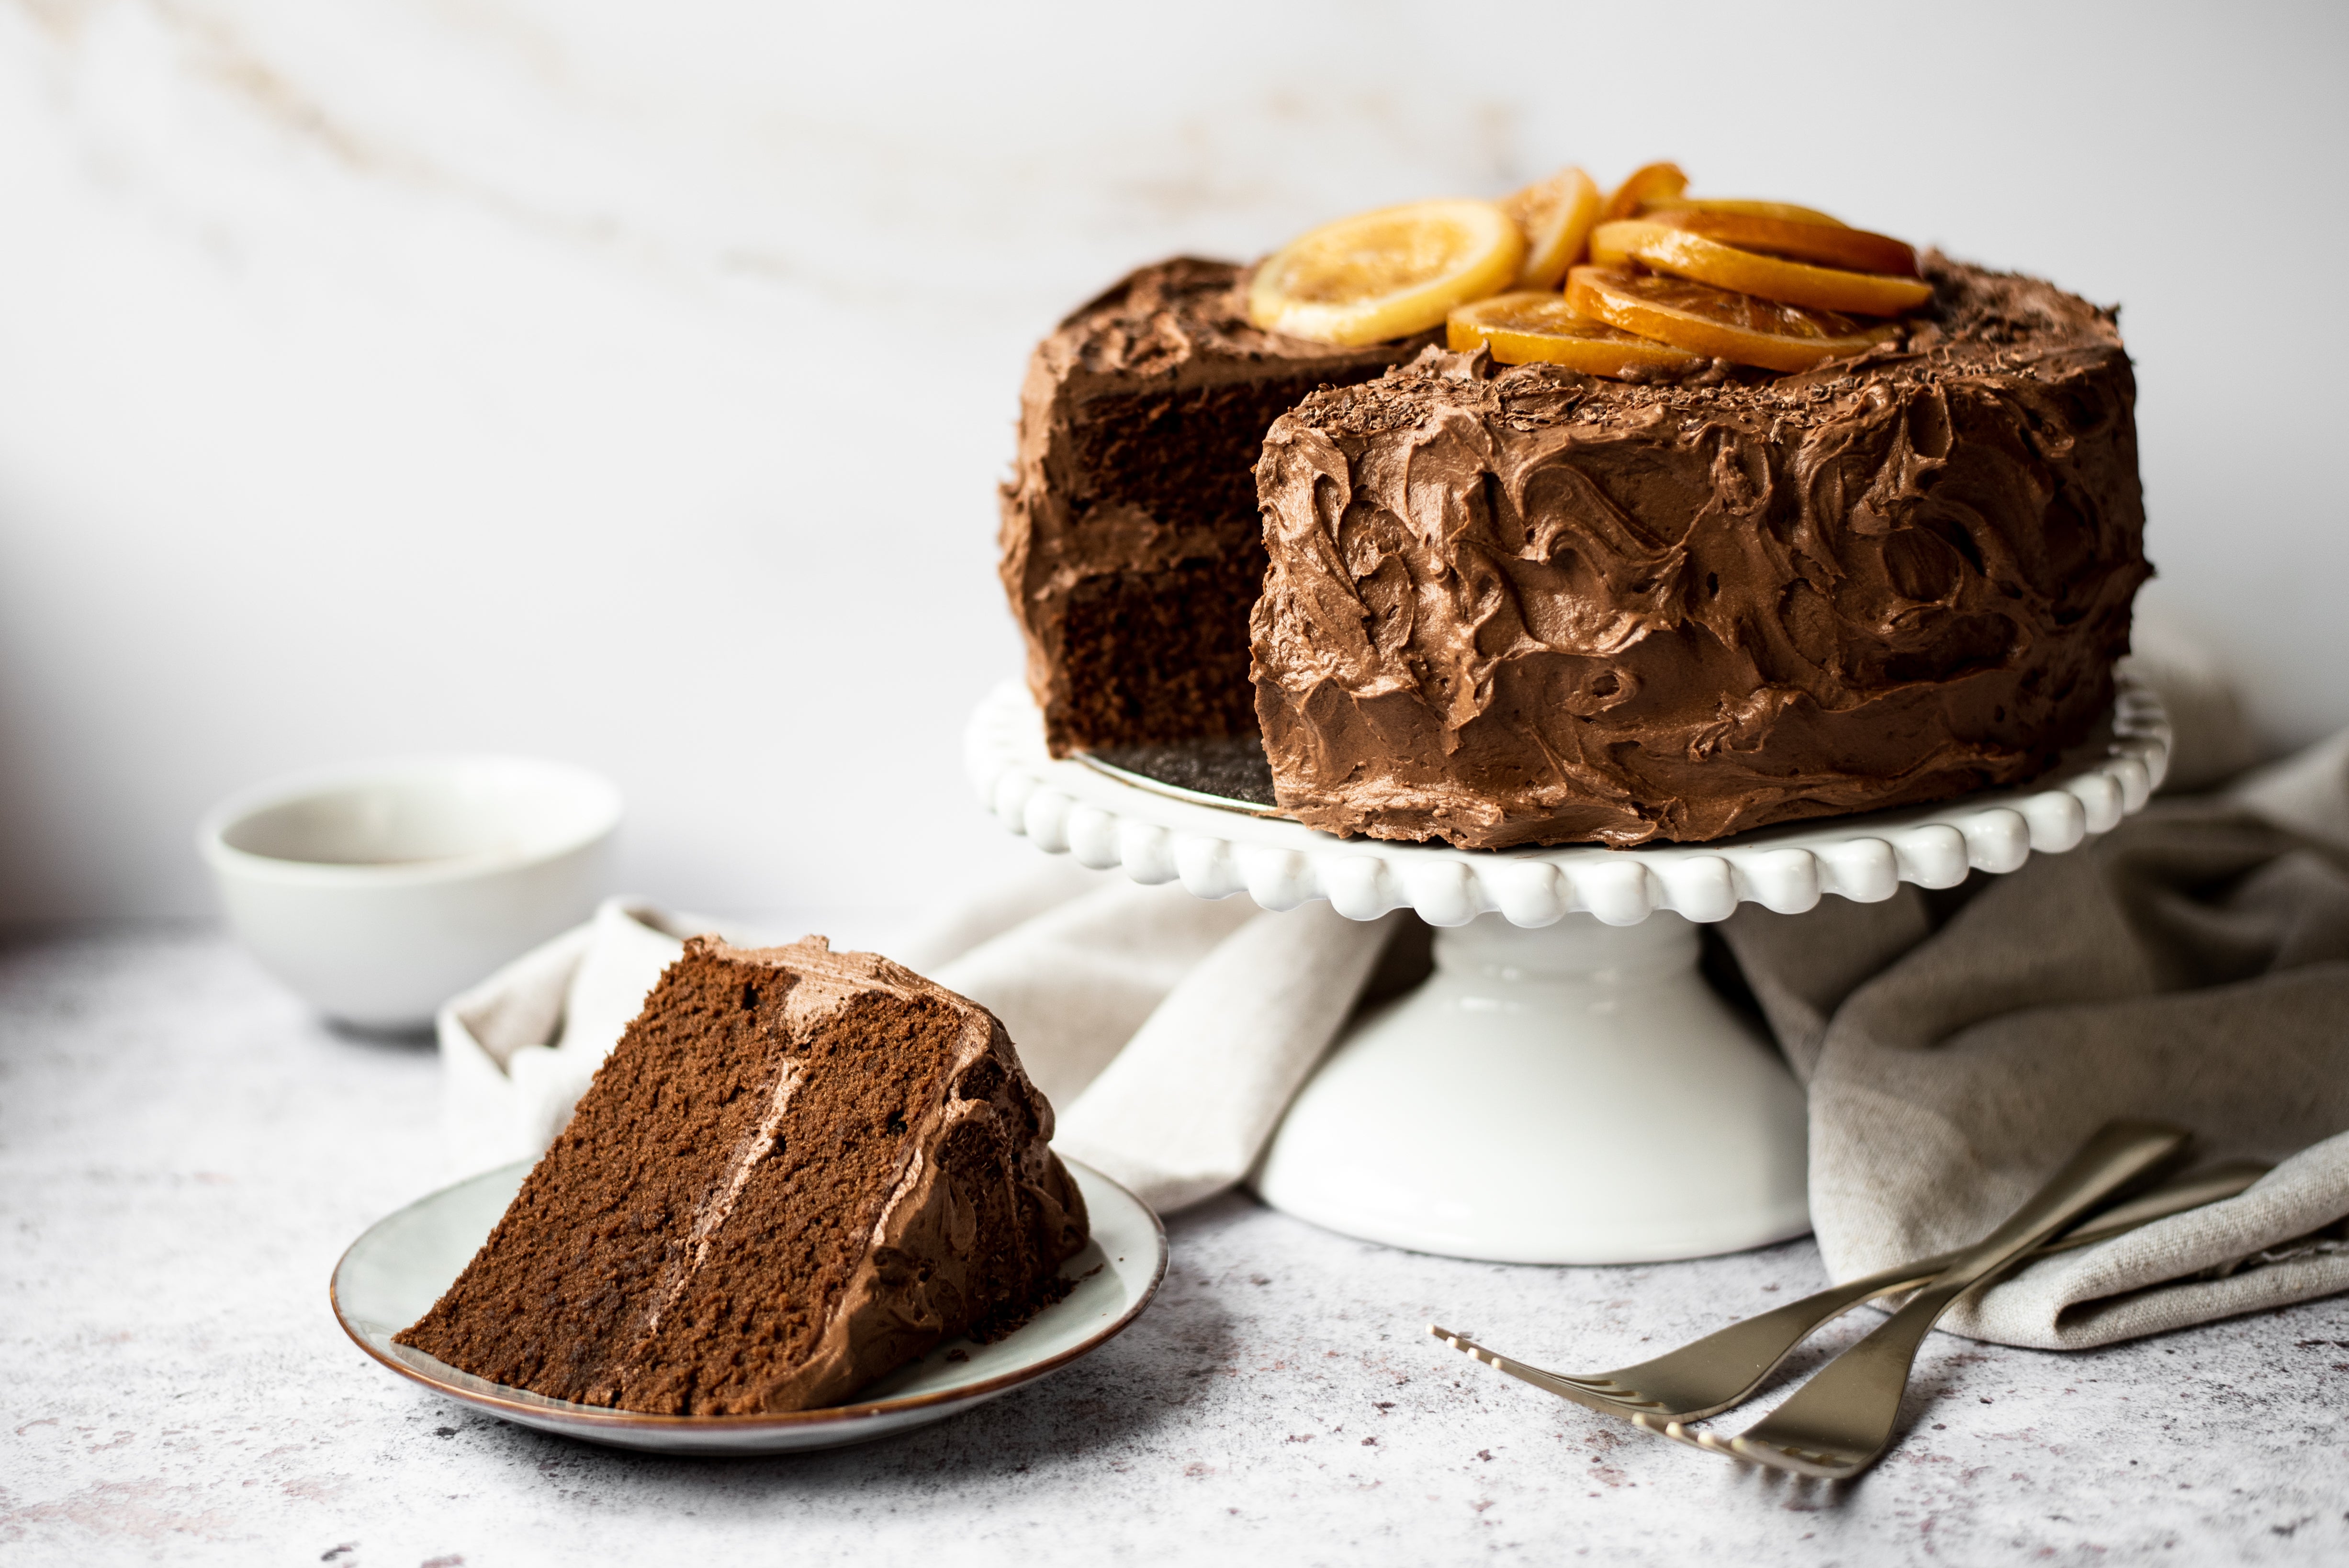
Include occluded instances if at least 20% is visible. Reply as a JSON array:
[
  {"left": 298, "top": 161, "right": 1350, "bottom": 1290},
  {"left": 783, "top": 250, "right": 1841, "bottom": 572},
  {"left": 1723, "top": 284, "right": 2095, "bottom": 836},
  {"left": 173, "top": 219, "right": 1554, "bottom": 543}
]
[{"left": 198, "top": 755, "right": 624, "bottom": 890}]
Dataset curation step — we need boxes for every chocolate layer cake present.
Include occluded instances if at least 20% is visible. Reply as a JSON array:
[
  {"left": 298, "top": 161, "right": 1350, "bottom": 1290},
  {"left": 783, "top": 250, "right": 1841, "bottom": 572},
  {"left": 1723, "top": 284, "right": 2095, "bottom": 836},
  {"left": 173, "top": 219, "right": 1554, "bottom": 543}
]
[
  {"left": 1250, "top": 258, "right": 2148, "bottom": 847},
  {"left": 1000, "top": 257, "right": 1432, "bottom": 754},
  {"left": 395, "top": 936, "right": 1088, "bottom": 1416}
]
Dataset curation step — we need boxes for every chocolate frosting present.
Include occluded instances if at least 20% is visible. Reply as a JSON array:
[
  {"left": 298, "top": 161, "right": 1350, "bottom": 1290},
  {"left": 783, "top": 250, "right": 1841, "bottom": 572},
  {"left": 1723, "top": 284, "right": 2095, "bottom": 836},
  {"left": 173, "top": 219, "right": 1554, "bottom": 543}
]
[
  {"left": 1250, "top": 258, "right": 2149, "bottom": 848},
  {"left": 396, "top": 937, "right": 1086, "bottom": 1416},
  {"left": 1000, "top": 258, "right": 1433, "bottom": 752},
  {"left": 622, "top": 939, "right": 1085, "bottom": 1413}
]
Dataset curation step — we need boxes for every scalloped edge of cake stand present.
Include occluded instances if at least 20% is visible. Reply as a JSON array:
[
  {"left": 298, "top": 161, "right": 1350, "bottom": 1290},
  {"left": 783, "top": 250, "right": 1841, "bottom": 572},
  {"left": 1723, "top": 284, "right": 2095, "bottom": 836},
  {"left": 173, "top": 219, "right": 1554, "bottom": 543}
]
[
  {"left": 969, "top": 671, "right": 2170, "bottom": 1263},
  {"left": 965, "top": 668, "right": 2171, "bottom": 928}
]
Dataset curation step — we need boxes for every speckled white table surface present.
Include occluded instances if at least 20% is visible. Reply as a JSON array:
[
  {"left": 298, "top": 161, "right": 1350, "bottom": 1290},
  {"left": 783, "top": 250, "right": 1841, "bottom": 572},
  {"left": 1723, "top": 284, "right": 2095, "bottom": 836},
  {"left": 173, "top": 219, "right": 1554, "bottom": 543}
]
[{"left": 4, "top": 929, "right": 2345, "bottom": 1567}]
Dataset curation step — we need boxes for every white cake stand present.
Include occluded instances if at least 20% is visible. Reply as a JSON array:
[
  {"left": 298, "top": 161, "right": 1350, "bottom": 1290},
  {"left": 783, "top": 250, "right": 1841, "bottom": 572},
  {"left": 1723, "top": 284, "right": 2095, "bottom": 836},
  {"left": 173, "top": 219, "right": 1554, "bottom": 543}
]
[{"left": 967, "top": 672, "right": 2171, "bottom": 1265}]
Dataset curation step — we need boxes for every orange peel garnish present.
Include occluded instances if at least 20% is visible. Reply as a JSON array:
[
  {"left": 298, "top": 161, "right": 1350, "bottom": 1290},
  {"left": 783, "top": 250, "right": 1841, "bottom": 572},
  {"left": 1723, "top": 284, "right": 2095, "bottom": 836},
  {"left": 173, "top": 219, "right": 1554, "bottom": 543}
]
[
  {"left": 1636, "top": 196, "right": 1846, "bottom": 227},
  {"left": 1589, "top": 221, "right": 1932, "bottom": 317},
  {"left": 1566, "top": 265, "right": 1900, "bottom": 373},
  {"left": 1499, "top": 166, "right": 1602, "bottom": 290},
  {"left": 1643, "top": 206, "right": 1916, "bottom": 276},
  {"left": 1248, "top": 200, "right": 1525, "bottom": 346},
  {"left": 1448, "top": 291, "right": 1708, "bottom": 378},
  {"left": 1599, "top": 161, "right": 1688, "bottom": 224}
]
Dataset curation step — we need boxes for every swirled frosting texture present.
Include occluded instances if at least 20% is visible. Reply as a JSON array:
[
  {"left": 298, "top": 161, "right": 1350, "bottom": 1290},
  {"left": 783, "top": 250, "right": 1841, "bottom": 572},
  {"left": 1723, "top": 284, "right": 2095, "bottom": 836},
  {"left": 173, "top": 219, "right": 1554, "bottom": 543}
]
[{"left": 1250, "top": 258, "right": 2148, "bottom": 848}]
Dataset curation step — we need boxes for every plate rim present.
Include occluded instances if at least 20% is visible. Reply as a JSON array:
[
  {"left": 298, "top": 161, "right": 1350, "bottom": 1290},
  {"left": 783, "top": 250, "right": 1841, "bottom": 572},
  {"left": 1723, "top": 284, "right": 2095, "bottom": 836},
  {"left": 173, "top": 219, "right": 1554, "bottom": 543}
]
[{"left": 330, "top": 1154, "right": 1168, "bottom": 1435}]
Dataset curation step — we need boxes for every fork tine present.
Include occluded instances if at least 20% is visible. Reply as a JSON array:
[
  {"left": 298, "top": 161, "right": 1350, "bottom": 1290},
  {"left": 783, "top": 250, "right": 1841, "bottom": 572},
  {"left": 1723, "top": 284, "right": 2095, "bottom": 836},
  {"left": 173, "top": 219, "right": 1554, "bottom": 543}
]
[
  {"left": 1430, "top": 1326, "right": 1673, "bottom": 1409},
  {"left": 1430, "top": 1324, "right": 1567, "bottom": 1387},
  {"left": 1728, "top": 1437, "right": 1853, "bottom": 1480},
  {"left": 1630, "top": 1412, "right": 1732, "bottom": 1454},
  {"left": 1652, "top": 1415, "right": 1753, "bottom": 1458},
  {"left": 1430, "top": 1323, "right": 1533, "bottom": 1375},
  {"left": 1428, "top": 1325, "right": 1668, "bottom": 1414},
  {"left": 1429, "top": 1324, "right": 1513, "bottom": 1376}
]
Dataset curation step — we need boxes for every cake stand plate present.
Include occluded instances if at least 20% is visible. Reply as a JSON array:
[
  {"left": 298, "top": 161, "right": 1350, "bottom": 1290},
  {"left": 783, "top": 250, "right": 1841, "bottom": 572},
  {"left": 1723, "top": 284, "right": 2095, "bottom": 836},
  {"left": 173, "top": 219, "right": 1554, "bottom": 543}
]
[
  {"left": 333, "top": 1157, "right": 1166, "bottom": 1455},
  {"left": 968, "top": 672, "right": 2171, "bottom": 1265}
]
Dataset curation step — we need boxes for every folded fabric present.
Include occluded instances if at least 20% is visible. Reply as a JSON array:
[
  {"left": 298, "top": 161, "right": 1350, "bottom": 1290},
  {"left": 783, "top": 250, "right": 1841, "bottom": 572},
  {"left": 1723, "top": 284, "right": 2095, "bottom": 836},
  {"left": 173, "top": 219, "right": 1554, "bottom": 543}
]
[
  {"left": 434, "top": 653, "right": 2349, "bottom": 1353},
  {"left": 436, "top": 872, "right": 1400, "bottom": 1214},
  {"left": 929, "top": 887, "right": 1402, "bottom": 1211},
  {"left": 438, "top": 899, "right": 772, "bottom": 1175},
  {"left": 1720, "top": 731, "right": 2349, "bottom": 1348}
]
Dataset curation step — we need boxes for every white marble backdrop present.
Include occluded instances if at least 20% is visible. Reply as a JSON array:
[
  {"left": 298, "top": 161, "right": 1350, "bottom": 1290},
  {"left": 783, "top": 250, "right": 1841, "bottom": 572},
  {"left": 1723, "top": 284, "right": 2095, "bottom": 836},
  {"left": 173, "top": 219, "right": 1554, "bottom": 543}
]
[{"left": 2, "top": 0, "right": 2343, "bottom": 925}]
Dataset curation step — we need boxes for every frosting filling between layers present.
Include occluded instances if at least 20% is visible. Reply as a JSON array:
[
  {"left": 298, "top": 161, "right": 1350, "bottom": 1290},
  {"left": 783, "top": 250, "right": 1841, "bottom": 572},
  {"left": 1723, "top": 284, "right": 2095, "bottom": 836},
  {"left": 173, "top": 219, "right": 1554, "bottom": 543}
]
[
  {"left": 1248, "top": 257, "right": 2149, "bottom": 848},
  {"left": 394, "top": 937, "right": 1087, "bottom": 1416}
]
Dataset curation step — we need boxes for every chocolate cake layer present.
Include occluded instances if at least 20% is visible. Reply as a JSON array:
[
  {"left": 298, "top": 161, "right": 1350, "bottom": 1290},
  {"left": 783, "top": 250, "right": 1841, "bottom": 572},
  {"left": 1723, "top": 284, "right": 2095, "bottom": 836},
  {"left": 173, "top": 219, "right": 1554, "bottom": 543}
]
[
  {"left": 1249, "top": 258, "right": 2148, "bottom": 848},
  {"left": 395, "top": 937, "right": 1087, "bottom": 1416},
  {"left": 1000, "top": 258, "right": 1432, "bottom": 754}
]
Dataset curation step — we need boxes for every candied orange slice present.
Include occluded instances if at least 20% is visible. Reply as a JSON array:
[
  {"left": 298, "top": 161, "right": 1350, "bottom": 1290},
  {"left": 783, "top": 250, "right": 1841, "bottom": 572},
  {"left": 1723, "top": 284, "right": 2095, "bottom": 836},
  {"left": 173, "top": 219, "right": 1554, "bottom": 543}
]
[
  {"left": 1590, "top": 221, "right": 1931, "bottom": 316},
  {"left": 1499, "top": 166, "right": 1602, "bottom": 289},
  {"left": 1644, "top": 206, "right": 1916, "bottom": 276},
  {"left": 1566, "top": 265, "right": 1899, "bottom": 373},
  {"left": 1248, "top": 200, "right": 1525, "bottom": 346},
  {"left": 1599, "top": 161, "right": 1688, "bottom": 224},
  {"left": 1448, "top": 291, "right": 1708, "bottom": 377},
  {"left": 1638, "top": 196, "right": 1846, "bottom": 227}
]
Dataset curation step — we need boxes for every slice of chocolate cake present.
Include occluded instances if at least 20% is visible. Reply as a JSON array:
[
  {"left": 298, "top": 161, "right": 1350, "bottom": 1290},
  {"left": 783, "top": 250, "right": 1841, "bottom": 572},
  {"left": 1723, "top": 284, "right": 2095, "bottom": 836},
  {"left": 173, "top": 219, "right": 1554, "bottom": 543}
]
[
  {"left": 395, "top": 936, "right": 1088, "bottom": 1416},
  {"left": 999, "top": 257, "right": 1433, "bottom": 755},
  {"left": 1249, "top": 258, "right": 2148, "bottom": 848}
]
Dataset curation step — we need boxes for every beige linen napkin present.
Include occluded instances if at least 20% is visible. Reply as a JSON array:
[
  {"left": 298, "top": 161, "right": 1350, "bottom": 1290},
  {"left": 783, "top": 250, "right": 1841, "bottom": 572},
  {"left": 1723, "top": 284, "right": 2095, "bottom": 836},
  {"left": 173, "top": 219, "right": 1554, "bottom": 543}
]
[
  {"left": 922, "top": 881, "right": 1403, "bottom": 1210},
  {"left": 1719, "top": 728, "right": 2349, "bottom": 1348},
  {"left": 438, "top": 898, "right": 774, "bottom": 1173},
  {"left": 433, "top": 650, "right": 2349, "bottom": 1350},
  {"left": 435, "top": 869, "right": 1398, "bottom": 1214}
]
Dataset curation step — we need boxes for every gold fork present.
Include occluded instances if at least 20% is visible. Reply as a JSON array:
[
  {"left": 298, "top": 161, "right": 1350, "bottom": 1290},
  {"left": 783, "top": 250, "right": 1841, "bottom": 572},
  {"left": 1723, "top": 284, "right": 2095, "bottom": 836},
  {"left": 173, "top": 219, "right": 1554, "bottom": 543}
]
[
  {"left": 1430, "top": 1148, "right": 2261, "bottom": 1431},
  {"left": 1428, "top": 1145, "right": 2255, "bottom": 1427},
  {"left": 1651, "top": 1120, "right": 2191, "bottom": 1478}
]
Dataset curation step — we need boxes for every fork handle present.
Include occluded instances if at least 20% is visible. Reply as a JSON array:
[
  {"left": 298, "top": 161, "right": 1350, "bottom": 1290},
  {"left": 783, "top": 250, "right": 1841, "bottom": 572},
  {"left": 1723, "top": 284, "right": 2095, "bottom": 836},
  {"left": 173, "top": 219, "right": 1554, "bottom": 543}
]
[
  {"left": 1925, "top": 1121, "right": 2190, "bottom": 1296},
  {"left": 1867, "top": 1157, "right": 2271, "bottom": 1296},
  {"left": 1731, "top": 1120, "right": 2187, "bottom": 1470},
  {"left": 1597, "top": 1152, "right": 2255, "bottom": 1422}
]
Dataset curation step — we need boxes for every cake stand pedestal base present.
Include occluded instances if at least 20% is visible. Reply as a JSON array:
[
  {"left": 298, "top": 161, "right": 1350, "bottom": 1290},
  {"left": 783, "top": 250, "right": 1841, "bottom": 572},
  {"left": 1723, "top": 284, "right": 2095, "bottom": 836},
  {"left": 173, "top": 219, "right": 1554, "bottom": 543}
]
[
  {"left": 970, "top": 672, "right": 2170, "bottom": 1265},
  {"left": 1250, "top": 911, "right": 1809, "bottom": 1264}
]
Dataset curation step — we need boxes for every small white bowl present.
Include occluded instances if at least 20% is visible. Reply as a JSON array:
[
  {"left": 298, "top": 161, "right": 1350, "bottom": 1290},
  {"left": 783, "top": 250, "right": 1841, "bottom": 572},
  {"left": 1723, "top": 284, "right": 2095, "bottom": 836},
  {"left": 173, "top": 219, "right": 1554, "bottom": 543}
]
[{"left": 199, "top": 757, "right": 622, "bottom": 1030}]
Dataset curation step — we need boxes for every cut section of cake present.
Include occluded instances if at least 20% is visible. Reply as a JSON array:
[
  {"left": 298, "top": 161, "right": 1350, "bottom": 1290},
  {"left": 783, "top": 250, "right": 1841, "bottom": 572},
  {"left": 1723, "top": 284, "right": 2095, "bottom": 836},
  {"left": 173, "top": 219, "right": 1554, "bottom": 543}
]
[
  {"left": 999, "top": 257, "right": 1434, "bottom": 755},
  {"left": 394, "top": 936, "right": 1088, "bottom": 1416},
  {"left": 1249, "top": 258, "right": 2147, "bottom": 848}
]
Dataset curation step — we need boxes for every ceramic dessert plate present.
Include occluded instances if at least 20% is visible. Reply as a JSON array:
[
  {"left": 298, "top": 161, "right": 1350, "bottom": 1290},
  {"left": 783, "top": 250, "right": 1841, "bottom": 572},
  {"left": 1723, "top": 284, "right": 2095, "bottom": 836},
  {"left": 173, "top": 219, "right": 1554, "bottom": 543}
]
[{"left": 332, "top": 1156, "right": 1166, "bottom": 1455}]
